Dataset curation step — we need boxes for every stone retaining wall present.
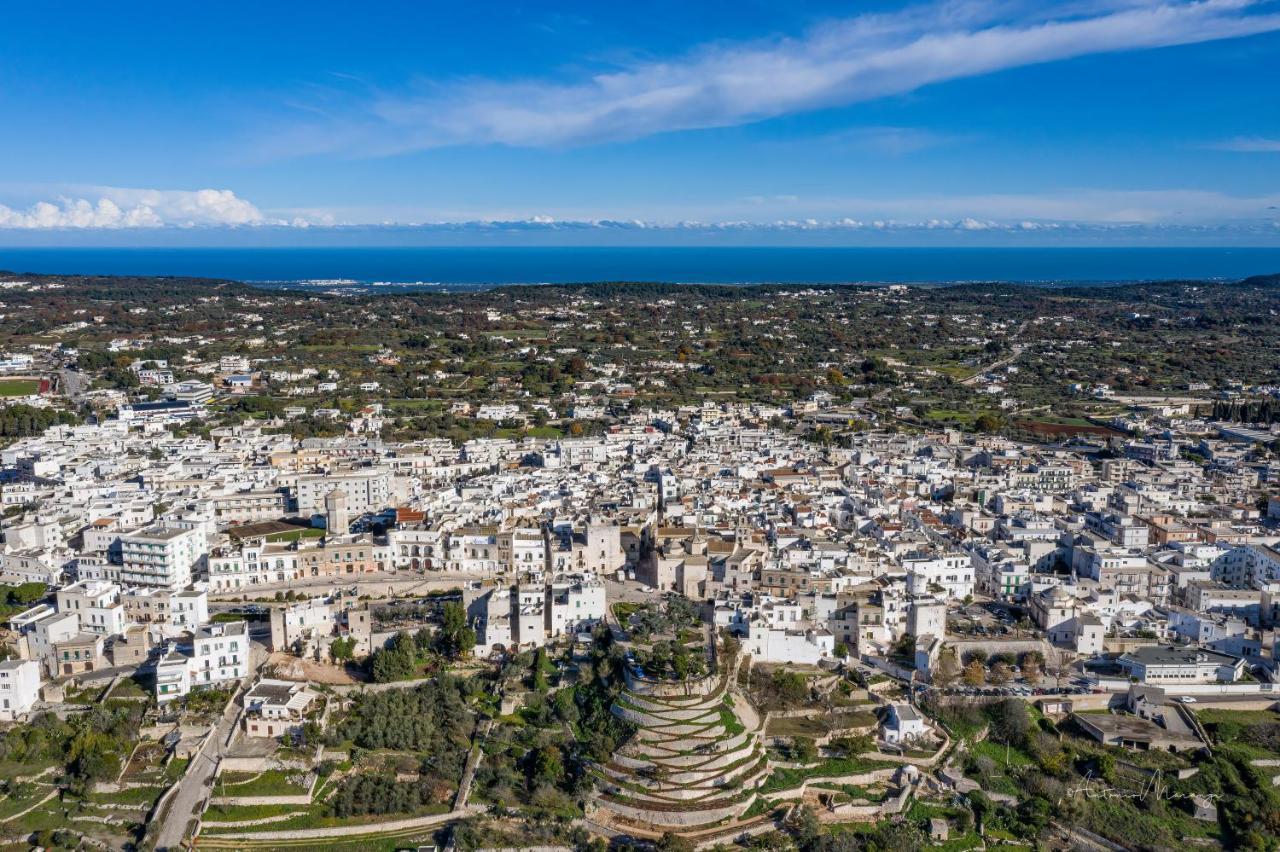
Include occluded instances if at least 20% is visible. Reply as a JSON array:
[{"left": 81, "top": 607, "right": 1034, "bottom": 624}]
[
  {"left": 598, "top": 793, "right": 754, "bottom": 827},
  {"left": 211, "top": 793, "right": 314, "bottom": 806},
  {"left": 625, "top": 670, "right": 721, "bottom": 698},
  {"left": 218, "top": 756, "right": 311, "bottom": 773},
  {"left": 764, "top": 768, "right": 899, "bottom": 801}
]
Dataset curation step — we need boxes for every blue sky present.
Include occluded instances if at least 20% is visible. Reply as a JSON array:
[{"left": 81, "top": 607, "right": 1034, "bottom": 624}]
[{"left": 1, "top": 0, "right": 1279, "bottom": 245}]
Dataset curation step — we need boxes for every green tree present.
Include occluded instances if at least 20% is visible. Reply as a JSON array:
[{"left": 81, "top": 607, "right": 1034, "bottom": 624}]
[
  {"left": 889, "top": 632, "right": 916, "bottom": 667},
  {"left": 532, "top": 744, "right": 564, "bottom": 787},
  {"left": 329, "top": 636, "right": 356, "bottom": 664},
  {"left": 975, "top": 412, "right": 1007, "bottom": 433},
  {"left": 988, "top": 698, "right": 1030, "bottom": 746},
  {"left": 656, "top": 833, "right": 694, "bottom": 852},
  {"left": 434, "top": 601, "right": 477, "bottom": 660}
]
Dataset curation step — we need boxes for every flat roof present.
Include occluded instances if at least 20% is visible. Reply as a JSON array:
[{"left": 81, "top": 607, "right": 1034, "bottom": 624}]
[{"left": 1121, "top": 645, "right": 1239, "bottom": 666}]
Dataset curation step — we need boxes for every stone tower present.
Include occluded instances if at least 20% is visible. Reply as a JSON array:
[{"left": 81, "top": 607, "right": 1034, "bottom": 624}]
[{"left": 324, "top": 487, "right": 349, "bottom": 536}]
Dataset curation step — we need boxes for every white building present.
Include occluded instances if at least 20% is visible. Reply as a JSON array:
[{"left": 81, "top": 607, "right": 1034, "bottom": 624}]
[
  {"left": 242, "top": 678, "right": 319, "bottom": 738},
  {"left": 294, "top": 467, "right": 392, "bottom": 517},
  {"left": 208, "top": 541, "right": 302, "bottom": 592},
  {"left": 745, "top": 623, "right": 835, "bottom": 665},
  {"left": 18, "top": 610, "right": 79, "bottom": 674},
  {"left": 547, "top": 574, "right": 607, "bottom": 638},
  {"left": 882, "top": 703, "right": 929, "bottom": 745},
  {"left": 156, "top": 621, "right": 249, "bottom": 702},
  {"left": 55, "top": 580, "right": 127, "bottom": 636},
  {"left": 119, "top": 525, "right": 205, "bottom": 590},
  {"left": 904, "top": 552, "right": 974, "bottom": 601},
  {"left": 475, "top": 403, "right": 521, "bottom": 421},
  {"left": 1117, "top": 646, "right": 1245, "bottom": 685},
  {"left": 122, "top": 587, "right": 209, "bottom": 636},
  {"left": 193, "top": 621, "right": 249, "bottom": 686},
  {"left": 0, "top": 660, "right": 41, "bottom": 721},
  {"left": 269, "top": 598, "right": 336, "bottom": 653}
]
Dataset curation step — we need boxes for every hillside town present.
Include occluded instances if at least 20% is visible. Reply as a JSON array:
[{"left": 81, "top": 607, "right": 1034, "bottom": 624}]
[{"left": 0, "top": 275, "right": 1279, "bottom": 851}]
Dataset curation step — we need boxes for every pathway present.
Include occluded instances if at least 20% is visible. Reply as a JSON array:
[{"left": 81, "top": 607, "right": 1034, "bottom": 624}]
[
  {"left": 196, "top": 804, "right": 478, "bottom": 842},
  {"left": 155, "top": 691, "right": 242, "bottom": 850},
  {"left": 453, "top": 719, "right": 491, "bottom": 812}
]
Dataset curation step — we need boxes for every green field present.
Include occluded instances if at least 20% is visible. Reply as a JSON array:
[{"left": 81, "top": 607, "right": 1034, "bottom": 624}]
[
  {"left": 0, "top": 378, "right": 40, "bottom": 396},
  {"left": 478, "top": 328, "right": 548, "bottom": 339},
  {"left": 925, "top": 408, "right": 980, "bottom": 425},
  {"left": 298, "top": 344, "right": 381, "bottom": 352},
  {"left": 266, "top": 527, "right": 326, "bottom": 543},
  {"left": 216, "top": 769, "right": 312, "bottom": 797},
  {"left": 493, "top": 426, "right": 563, "bottom": 439}
]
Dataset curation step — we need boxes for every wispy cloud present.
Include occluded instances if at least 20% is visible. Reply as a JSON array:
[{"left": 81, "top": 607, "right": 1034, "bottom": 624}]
[
  {"left": 263, "top": 0, "right": 1280, "bottom": 157},
  {"left": 739, "top": 187, "right": 1280, "bottom": 224},
  {"left": 0, "top": 187, "right": 316, "bottom": 229},
  {"left": 403, "top": 187, "right": 1280, "bottom": 229},
  {"left": 813, "top": 125, "right": 971, "bottom": 155},
  {"left": 1208, "top": 135, "right": 1280, "bottom": 151}
]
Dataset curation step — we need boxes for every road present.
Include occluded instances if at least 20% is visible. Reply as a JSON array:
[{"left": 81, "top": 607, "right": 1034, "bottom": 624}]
[
  {"left": 960, "top": 343, "right": 1026, "bottom": 386},
  {"left": 156, "top": 693, "right": 240, "bottom": 851},
  {"left": 57, "top": 368, "right": 91, "bottom": 398}
]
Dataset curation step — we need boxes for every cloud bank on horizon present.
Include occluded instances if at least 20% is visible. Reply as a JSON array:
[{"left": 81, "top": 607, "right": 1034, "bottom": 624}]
[
  {"left": 0, "top": 186, "right": 1276, "bottom": 234},
  {"left": 0, "top": 188, "right": 313, "bottom": 230}
]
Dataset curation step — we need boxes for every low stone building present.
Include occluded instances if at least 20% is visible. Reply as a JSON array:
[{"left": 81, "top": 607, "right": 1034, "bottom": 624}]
[{"left": 242, "top": 678, "right": 319, "bottom": 738}]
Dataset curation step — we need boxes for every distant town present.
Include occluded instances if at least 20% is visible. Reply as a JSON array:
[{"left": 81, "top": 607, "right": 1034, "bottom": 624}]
[{"left": 0, "top": 272, "right": 1277, "bottom": 851}]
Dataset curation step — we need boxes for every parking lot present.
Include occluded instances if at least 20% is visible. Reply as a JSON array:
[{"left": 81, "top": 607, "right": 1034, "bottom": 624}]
[{"left": 946, "top": 600, "right": 1034, "bottom": 638}]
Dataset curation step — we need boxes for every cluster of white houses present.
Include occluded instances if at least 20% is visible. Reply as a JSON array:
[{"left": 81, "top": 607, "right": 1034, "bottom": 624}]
[{"left": 0, "top": 392, "right": 1278, "bottom": 724}]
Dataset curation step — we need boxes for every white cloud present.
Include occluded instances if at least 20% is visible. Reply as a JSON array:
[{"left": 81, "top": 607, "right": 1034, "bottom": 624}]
[
  {"left": 1209, "top": 136, "right": 1280, "bottom": 152},
  {"left": 0, "top": 187, "right": 286, "bottom": 229},
  {"left": 814, "top": 125, "right": 969, "bottom": 155},
  {"left": 426, "top": 187, "right": 1278, "bottom": 229},
  {"left": 3, "top": 185, "right": 1275, "bottom": 234},
  {"left": 268, "top": 0, "right": 1280, "bottom": 156},
  {"left": 757, "top": 185, "right": 1280, "bottom": 223}
]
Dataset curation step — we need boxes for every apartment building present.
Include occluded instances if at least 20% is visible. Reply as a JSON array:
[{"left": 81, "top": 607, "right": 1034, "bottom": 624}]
[
  {"left": 445, "top": 526, "right": 505, "bottom": 574},
  {"left": 1184, "top": 581, "right": 1263, "bottom": 622},
  {"left": 1084, "top": 511, "right": 1150, "bottom": 548},
  {"left": 121, "top": 587, "right": 209, "bottom": 634},
  {"left": 548, "top": 522, "right": 625, "bottom": 576},
  {"left": 903, "top": 552, "right": 974, "bottom": 601},
  {"left": 211, "top": 489, "right": 290, "bottom": 526},
  {"left": 119, "top": 524, "right": 204, "bottom": 590},
  {"left": 208, "top": 541, "right": 301, "bottom": 591},
  {"left": 156, "top": 621, "right": 249, "bottom": 702},
  {"left": 0, "top": 659, "right": 41, "bottom": 721},
  {"left": 387, "top": 526, "right": 446, "bottom": 570},
  {"left": 1213, "top": 544, "right": 1280, "bottom": 587},
  {"left": 546, "top": 574, "right": 607, "bottom": 639},
  {"left": 467, "top": 573, "right": 607, "bottom": 651},
  {"left": 294, "top": 466, "right": 392, "bottom": 516},
  {"left": 54, "top": 580, "right": 126, "bottom": 636}
]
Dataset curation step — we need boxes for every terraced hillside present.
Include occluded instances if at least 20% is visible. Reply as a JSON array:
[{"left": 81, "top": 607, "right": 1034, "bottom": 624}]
[{"left": 595, "top": 667, "right": 768, "bottom": 829}]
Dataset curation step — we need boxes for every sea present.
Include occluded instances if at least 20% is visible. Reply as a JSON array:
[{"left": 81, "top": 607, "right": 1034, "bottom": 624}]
[{"left": 1, "top": 246, "right": 1278, "bottom": 291}]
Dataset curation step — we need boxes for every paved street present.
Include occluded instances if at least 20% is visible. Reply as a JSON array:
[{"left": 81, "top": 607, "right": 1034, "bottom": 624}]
[{"left": 155, "top": 688, "right": 243, "bottom": 850}]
